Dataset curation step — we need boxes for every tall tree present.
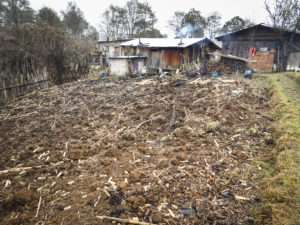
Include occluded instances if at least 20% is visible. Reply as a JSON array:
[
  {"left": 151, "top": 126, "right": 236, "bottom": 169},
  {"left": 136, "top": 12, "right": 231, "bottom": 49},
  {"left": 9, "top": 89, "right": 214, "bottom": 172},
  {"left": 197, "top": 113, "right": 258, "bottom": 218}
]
[
  {"left": 168, "top": 8, "right": 206, "bottom": 38},
  {"left": 168, "top": 11, "right": 185, "bottom": 37},
  {"left": 206, "top": 11, "right": 221, "bottom": 39},
  {"left": 134, "top": 1, "right": 157, "bottom": 36},
  {"left": 86, "top": 25, "right": 99, "bottom": 41},
  {"left": 99, "top": 0, "right": 161, "bottom": 40},
  {"left": 142, "top": 28, "right": 165, "bottom": 38},
  {"left": 0, "top": 0, "right": 34, "bottom": 29},
  {"left": 99, "top": 5, "right": 127, "bottom": 41},
  {"left": 62, "top": 1, "right": 88, "bottom": 36},
  {"left": 182, "top": 8, "right": 206, "bottom": 38},
  {"left": 264, "top": 0, "right": 300, "bottom": 30},
  {"left": 37, "top": 7, "right": 63, "bottom": 28},
  {"left": 221, "top": 16, "right": 255, "bottom": 33}
]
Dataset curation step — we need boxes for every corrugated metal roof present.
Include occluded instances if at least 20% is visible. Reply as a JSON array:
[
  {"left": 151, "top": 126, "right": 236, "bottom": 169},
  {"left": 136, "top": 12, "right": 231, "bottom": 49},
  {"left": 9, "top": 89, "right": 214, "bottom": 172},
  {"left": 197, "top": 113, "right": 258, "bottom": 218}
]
[
  {"left": 97, "top": 39, "right": 133, "bottom": 44},
  {"left": 119, "top": 38, "right": 210, "bottom": 48},
  {"left": 109, "top": 56, "right": 147, "bottom": 59},
  {"left": 216, "top": 23, "right": 300, "bottom": 41}
]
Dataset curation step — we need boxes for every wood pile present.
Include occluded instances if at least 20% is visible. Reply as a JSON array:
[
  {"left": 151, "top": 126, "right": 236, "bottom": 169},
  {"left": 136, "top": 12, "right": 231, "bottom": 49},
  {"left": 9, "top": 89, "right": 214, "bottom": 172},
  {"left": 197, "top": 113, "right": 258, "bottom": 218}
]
[{"left": 207, "top": 57, "right": 247, "bottom": 75}]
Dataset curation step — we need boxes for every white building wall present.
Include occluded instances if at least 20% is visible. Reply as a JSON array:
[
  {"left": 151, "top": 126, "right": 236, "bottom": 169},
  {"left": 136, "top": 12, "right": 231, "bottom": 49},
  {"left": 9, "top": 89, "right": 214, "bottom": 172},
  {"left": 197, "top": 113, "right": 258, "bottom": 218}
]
[
  {"left": 109, "top": 58, "right": 146, "bottom": 76},
  {"left": 110, "top": 59, "right": 129, "bottom": 76}
]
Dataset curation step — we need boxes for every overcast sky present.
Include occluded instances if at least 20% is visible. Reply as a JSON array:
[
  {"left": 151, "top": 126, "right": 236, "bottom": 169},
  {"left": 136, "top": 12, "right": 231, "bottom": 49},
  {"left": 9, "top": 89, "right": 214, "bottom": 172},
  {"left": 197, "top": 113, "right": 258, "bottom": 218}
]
[{"left": 30, "top": 0, "right": 269, "bottom": 38}]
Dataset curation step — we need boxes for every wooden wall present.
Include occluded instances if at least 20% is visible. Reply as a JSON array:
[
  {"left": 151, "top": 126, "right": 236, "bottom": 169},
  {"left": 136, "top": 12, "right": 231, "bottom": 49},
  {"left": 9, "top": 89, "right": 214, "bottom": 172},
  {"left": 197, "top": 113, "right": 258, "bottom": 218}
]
[
  {"left": 218, "top": 26, "right": 300, "bottom": 71},
  {"left": 0, "top": 72, "right": 49, "bottom": 101},
  {"left": 120, "top": 43, "right": 217, "bottom": 71},
  {"left": 222, "top": 40, "right": 279, "bottom": 59},
  {"left": 163, "top": 49, "right": 181, "bottom": 69}
]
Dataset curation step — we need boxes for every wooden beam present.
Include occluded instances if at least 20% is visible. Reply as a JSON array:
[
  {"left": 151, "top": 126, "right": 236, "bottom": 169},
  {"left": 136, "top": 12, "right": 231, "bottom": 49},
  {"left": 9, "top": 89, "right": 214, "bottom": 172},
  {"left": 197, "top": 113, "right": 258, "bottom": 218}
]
[{"left": 208, "top": 52, "right": 250, "bottom": 62}]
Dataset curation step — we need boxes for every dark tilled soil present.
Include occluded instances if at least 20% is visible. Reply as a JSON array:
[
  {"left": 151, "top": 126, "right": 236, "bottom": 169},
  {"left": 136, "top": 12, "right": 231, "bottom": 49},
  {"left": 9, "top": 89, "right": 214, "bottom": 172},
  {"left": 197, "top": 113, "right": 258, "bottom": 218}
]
[{"left": 0, "top": 76, "right": 273, "bottom": 224}]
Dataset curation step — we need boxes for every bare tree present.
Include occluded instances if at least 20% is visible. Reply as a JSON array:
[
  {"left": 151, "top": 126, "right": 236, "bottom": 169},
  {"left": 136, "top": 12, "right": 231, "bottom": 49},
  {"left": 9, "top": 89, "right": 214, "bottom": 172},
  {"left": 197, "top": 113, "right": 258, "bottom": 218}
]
[
  {"left": 265, "top": 0, "right": 300, "bottom": 29},
  {"left": 99, "top": 0, "right": 161, "bottom": 40}
]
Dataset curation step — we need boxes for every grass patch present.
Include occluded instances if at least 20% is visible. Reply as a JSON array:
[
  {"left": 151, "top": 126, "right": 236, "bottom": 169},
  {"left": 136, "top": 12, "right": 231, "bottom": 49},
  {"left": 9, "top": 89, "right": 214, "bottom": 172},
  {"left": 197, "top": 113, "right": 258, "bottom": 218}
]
[
  {"left": 286, "top": 72, "right": 300, "bottom": 84},
  {"left": 254, "top": 160, "right": 275, "bottom": 175},
  {"left": 255, "top": 73, "right": 300, "bottom": 225}
]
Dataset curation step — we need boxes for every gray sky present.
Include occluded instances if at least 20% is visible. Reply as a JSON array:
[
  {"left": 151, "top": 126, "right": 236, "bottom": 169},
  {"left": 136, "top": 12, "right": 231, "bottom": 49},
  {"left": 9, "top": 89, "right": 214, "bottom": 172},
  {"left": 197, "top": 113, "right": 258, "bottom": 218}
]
[{"left": 30, "top": 0, "right": 268, "bottom": 37}]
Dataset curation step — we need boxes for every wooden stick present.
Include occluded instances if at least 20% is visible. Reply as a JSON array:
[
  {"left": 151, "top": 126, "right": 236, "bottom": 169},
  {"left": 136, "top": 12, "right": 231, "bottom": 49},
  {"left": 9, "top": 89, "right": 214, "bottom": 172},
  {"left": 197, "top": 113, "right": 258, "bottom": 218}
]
[
  {"left": 184, "top": 107, "right": 189, "bottom": 120},
  {"left": 0, "top": 165, "right": 45, "bottom": 175},
  {"left": 35, "top": 196, "right": 42, "bottom": 217},
  {"left": 169, "top": 105, "right": 177, "bottom": 130},
  {"left": 97, "top": 216, "right": 157, "bottom": 225},
  {"left": 136, "top": 115, "right": 161, "bottom": 129}
]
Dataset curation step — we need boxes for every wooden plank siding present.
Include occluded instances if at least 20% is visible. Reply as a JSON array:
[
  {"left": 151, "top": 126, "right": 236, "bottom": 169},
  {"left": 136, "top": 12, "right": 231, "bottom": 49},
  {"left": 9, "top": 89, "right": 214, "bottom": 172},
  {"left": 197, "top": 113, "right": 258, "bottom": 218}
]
[
  {"left": 150, "top": 50, "right": 160, "bottom": 68},
  {"left": 119, "top": 41, "right": 219, "bottom": 71},
  {"left": 216, "top": 24, "right": 300, "bottom": 71},
  {"left": 163, "top": 49, "right": 181, "bottom": 69}
]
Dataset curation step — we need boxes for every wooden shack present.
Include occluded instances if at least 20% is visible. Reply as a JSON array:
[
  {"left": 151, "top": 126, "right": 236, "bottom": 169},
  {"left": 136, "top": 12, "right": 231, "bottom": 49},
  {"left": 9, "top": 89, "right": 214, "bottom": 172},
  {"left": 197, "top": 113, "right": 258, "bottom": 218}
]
[
  {"left": 216, "top": 24, "right": 300, "bottom": 72},
  {"left": 117, "top": 38, "right": 220, "bottom": 73}
]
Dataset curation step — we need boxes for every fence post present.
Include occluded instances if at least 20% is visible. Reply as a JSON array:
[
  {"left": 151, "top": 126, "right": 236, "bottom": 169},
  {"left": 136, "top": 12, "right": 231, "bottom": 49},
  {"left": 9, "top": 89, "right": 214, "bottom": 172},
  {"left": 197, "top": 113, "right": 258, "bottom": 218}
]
[{"left": 3, "top": 81, "right": 7, "bottom": 99}]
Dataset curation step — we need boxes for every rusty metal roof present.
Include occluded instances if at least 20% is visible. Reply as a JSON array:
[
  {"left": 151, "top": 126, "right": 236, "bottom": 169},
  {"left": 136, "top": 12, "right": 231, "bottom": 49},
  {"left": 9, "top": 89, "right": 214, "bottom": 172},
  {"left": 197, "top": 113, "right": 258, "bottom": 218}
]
[{"left": 119, "top": 38, "right": 219, "bottom": 48}]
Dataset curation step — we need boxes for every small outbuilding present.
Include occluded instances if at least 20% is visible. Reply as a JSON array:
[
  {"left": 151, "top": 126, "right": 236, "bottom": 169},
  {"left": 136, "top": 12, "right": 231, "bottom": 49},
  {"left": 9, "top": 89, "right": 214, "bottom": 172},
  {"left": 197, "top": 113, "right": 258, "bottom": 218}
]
[
  {"left": 116, "top": 38, "right": 220, "bottom": 73},
  {"left": 109, "top": 56, "right": 147, "bottom": 76},
  {"left": 216, "top": 24, "right": 300, "bottom": 72},
  {"left": 97, "top": 39, "right": 133, "bottom": 66}
]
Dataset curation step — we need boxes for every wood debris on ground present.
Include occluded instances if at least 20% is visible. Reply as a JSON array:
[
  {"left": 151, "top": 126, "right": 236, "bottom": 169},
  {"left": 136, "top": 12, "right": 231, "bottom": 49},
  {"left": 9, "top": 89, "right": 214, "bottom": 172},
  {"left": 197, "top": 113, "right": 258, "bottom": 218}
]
[{"left": 0, "top": 75, "right": 273, "bottom": 224}]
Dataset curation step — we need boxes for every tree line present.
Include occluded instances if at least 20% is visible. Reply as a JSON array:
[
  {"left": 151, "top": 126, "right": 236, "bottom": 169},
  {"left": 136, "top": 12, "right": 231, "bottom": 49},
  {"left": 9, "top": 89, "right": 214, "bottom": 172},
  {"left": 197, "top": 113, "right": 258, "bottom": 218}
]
[
  {"left": 1, "top": 0, "right": 299, "bottom": 85},
  {"left": 99, "top": 0, "right": 165, "bottom": 41},
  {"left": 99, "top": 0, "right": 256, "bottom": 40},
  {"left": 0, "top": 0, "right": 98, "bottom": 84},
  {"left": 99, "top": 0, "right": 300, "bottom": 40}
]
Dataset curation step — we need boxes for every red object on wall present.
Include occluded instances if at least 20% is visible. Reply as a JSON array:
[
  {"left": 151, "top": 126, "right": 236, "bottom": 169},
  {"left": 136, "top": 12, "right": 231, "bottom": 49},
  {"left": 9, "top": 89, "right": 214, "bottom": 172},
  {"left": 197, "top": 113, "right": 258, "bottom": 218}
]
[{"left": 249, "top": 47, "right": 256, "bottom": 56}]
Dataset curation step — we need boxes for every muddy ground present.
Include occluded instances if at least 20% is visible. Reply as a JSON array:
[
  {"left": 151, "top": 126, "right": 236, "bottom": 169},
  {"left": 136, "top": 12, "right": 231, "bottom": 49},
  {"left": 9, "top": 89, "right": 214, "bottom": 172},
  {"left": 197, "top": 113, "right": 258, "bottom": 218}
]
[{"left": 0, "top": 76, "right": 274, "bottom": 224}]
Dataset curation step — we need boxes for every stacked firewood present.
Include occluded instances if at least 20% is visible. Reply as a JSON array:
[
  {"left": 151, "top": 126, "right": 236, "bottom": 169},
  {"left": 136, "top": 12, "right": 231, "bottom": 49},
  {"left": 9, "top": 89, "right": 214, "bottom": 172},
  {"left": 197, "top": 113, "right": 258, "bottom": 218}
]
[{"left": 206, "top": 57, "right": 247, "bottom": 75}]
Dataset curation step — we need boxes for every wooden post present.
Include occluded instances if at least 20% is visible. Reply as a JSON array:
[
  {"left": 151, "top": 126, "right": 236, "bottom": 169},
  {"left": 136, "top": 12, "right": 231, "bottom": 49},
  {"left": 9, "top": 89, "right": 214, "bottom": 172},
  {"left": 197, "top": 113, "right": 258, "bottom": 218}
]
[
  {"left": 3, "top": 81, "right": 7, "bottom": 99},
  {"left": 278, "top": 45, "right": 280, "bottom": 71}
]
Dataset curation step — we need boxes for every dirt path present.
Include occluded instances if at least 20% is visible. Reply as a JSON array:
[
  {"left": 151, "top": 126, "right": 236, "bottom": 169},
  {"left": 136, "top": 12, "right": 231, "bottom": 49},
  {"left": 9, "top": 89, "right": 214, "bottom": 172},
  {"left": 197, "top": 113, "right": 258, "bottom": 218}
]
[{"left": 0, "top": 76, "right": 273, "bottom": 224}]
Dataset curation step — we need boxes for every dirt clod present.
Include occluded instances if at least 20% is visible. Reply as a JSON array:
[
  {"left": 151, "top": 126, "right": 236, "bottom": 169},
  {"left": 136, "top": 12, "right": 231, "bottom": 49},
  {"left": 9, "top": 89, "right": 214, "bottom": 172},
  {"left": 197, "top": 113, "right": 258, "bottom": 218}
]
[
  {"left": 68, "top": 149, "right": 85, "bottom": 160},
  {"left": 14, "top": 189, "right": 38, "bottom": 206},
  {"left": 152, "top": 213, "right": 163, "bottom": 223},
  {"left": 157, "top": 159, "right": 169, "bottom": 169},
  {"left": 128, "top": 171, "right": 143, "bottom": 184}
]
